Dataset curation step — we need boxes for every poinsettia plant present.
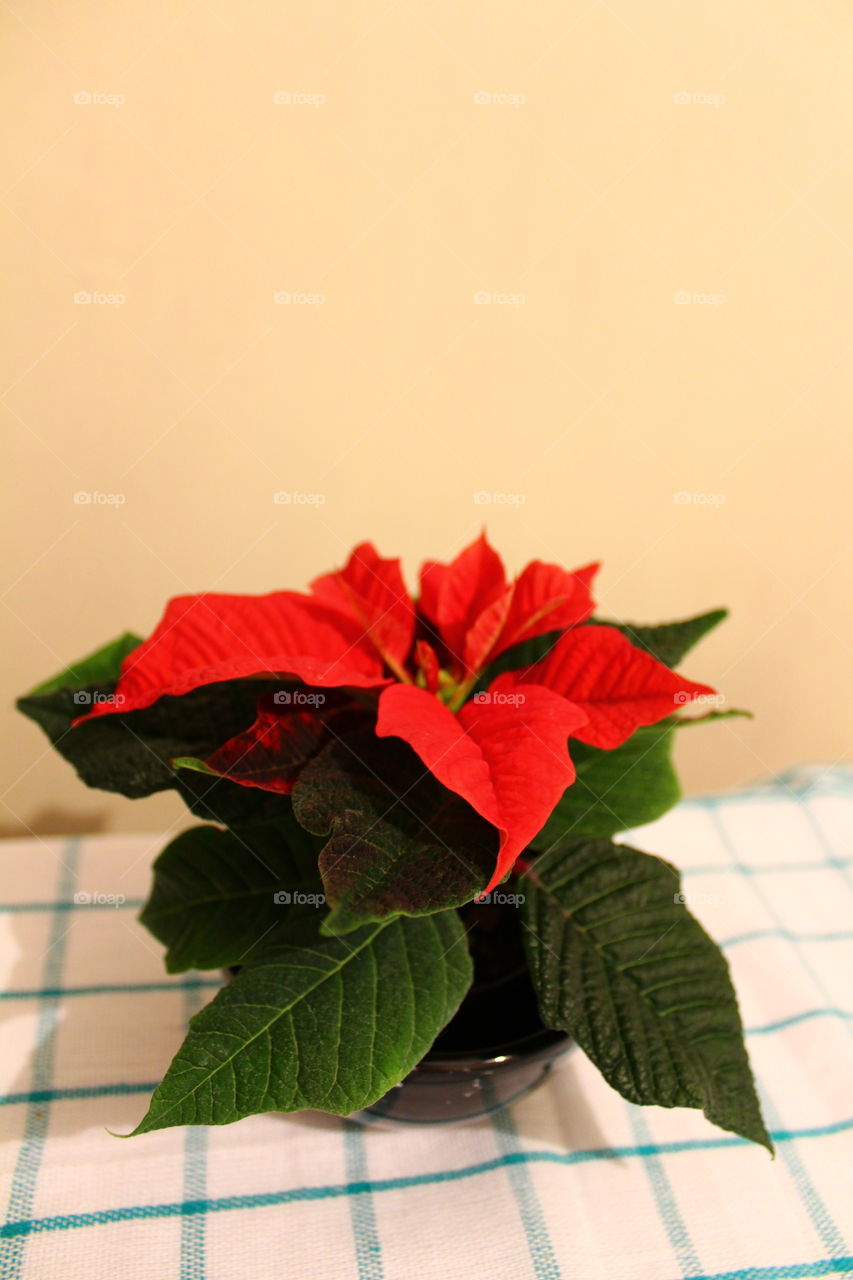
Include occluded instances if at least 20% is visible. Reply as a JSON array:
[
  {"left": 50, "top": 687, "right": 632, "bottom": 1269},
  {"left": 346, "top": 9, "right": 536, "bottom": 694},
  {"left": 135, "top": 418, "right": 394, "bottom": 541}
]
[{"left": 17, "top": 535, "right": 771, "bottom": 1150}]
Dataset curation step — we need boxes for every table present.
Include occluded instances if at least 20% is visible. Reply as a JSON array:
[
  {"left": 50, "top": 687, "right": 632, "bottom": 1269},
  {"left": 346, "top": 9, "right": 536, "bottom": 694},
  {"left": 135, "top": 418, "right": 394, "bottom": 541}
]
[{"left": 1, "top": 767, "right": 851, "bottom": 1279}]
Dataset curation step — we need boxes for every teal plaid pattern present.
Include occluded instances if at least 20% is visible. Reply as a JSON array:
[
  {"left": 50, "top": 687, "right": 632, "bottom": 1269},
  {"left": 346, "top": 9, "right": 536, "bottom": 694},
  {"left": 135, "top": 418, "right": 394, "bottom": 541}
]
[{"left": 1, "top": 767, "right": 851, "bottom": 1279}]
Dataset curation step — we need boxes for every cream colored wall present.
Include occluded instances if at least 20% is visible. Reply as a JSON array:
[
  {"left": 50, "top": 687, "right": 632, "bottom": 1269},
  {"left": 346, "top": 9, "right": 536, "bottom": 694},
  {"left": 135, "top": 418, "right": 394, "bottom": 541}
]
[{"left": 2, "top": 1, "right": 851, "bottom": 838}]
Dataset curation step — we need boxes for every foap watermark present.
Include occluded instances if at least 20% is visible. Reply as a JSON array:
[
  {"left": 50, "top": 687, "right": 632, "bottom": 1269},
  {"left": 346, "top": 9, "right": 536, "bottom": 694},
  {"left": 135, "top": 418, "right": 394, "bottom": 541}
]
[
  {"left": 674, "top": 91, "right": 725, "bottom": 108},
  {"left": 474, "top": 290, "right": 525, "bottom": 307},
  {"left": 673, "top": 491, "right": 726, "bottom": 507},
  {"left": 72, "top": 690, "right": 126, "bottom": 707},
  {"left": 473, "top": 490, "right": 526, "bottom": 506},
  {"left": 74, "top": 290, "right": 126, "bottom": 307},
  {"left": 74, "top": 890, "right": 126, "bottom": 907},
  {"left": 473, "top": 890, "right": 526, "bottom": 905},
  {"left": 273, "top": 90, "right": 326, "bottom": 107},
  {"left": 474, "top": 91, "right": 526, "bottom": 108},
  {"left": 273, "top": 491, "right": 326, "bottom": 506},
  {"left": 74, "top": 490, "right": 126, "bottom": 505},
  {"left": 674, "top": 291, "right": 726, "bottom": 307},
  {"left": 273, "top": 690, "right": 326, "bottom": 707},
  {"left": 273, "top": 291, "right": 326, "bottom": 307},
  {"left": 472, "top": 690, "right": 526, "bottom": 707},
  {"left": 674, "top": 890, "right": 725, "bottom": 906},
  {"left": 273, "top": 890, "right": 326, "bottom": 906},
  {"left": 73, "top": 90, "right": 125, "bottom": 107},
  {"left": 674, "top": 691, "right": 727, "bottom": 709}
]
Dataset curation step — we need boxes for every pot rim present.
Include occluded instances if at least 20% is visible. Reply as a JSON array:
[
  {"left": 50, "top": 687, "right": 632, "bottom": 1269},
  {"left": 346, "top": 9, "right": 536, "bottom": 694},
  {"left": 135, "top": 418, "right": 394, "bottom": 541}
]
[{"left": 413, "top": 1025, "right": 571, "bottom": 1073}]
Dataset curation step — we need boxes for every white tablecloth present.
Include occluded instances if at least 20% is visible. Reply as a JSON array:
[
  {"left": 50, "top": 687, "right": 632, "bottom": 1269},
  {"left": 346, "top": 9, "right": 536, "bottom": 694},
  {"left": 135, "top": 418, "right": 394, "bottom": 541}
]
[{"left": 1, "top": 766, "right": 851, "bottom": 1279}]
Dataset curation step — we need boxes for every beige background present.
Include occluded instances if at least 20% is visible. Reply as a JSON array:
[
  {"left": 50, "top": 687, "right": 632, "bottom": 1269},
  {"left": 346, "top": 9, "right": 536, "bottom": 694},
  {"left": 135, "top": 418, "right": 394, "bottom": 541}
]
[{"left": 2, "top": 0, "right": 851, "bottom": 839}]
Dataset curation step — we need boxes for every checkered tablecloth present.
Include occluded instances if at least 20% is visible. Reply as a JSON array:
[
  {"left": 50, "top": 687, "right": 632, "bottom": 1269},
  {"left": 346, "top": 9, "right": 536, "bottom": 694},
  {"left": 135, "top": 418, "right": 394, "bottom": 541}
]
[{"left": 1, "top": 767, "right": 851, "bottom": 1279}]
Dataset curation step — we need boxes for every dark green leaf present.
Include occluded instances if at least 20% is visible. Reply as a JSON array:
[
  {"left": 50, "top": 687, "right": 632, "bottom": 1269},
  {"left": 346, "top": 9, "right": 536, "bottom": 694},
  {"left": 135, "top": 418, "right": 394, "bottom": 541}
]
[
  {"left": 140, "top": 818, "right": 324, "bottom": 973},
  {"left": 521, "top": 837, "right": 772, "bottom": 1151},
  {"left": 534, "top": 725, "right": 680, "bottom": 842},
  {"left": 18, "top": 665, "right": 285, "bottom": 817},
  {"left": 131, "top": 910, "right": 473, "bottom": 1130},
  {"left": 174, "top": 768, "right": 295, "bottom": 827},
  {"left": 592, "top": 609, "right": 728, "bottom": 668},
  {"left": 292, "top": 731, "right": 497, "bottom": 934}
]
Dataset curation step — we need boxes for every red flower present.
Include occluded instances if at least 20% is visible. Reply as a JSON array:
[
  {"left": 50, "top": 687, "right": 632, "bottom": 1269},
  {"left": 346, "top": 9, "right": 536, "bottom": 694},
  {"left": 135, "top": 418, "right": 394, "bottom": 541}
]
[{"left": 75, "top": 535, "right": 713, "bottom": 892}]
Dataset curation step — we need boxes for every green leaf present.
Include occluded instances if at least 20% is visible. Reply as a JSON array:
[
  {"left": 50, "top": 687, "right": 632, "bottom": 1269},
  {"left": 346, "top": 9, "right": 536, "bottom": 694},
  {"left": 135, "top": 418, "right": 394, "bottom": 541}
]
[
  {"left": 131, "top": 910, "right": 473, "bottom": 1131},
  {"left": 592, "top": 609, "right": 728, "bottom": 668},
  {"left": 171, "top": 757, "right": 219, "bottom": 777},
  {"left": 292, "top": 731, "right": 497, "bottom": 935},
  {"left": 27, "top": 632, "right": 143, "bottom": 696},
  {"left": 521, "top": 837, "right": 772, "bottom": 1151},
  {"left": 534, "top": 725, "right": 680, "bottom": 843},
  {"left": 18, "top": 667, "right": 289, "bottom": 823},
  {"left": 140, "top": 817, "right": 324, "bottom": 973},
  {"left": 673, "top": 708, "right": 752, "bottom": 727}
]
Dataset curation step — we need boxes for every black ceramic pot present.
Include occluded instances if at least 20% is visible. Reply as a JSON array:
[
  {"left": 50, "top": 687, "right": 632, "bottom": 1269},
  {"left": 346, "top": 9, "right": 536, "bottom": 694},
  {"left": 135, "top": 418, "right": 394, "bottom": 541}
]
[
  {"left": 352, "top": 898, "right": 572, "bottom": 1125},
  {"left": 352, "top": 1025, "right": 571, "bottom": 1126}
]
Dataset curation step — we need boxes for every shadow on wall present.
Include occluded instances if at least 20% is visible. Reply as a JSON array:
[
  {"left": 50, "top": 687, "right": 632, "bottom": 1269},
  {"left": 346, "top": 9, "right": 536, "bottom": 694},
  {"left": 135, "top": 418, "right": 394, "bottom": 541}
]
[{"left": 0, "top": 806, "right": 110, "bottom": 839}]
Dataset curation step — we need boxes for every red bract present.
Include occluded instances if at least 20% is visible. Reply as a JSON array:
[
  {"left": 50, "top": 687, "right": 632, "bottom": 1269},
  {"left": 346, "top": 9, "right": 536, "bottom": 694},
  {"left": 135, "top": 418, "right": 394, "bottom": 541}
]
[
  {"left": 74, "top": 534, "right": 715, "bottom": 894},
  {"left": 497, "top": 625, "right": 714, "bottom": 750},
  {"left": 180, "top": 695, "right": 330, "bottom": 794},
  {"left": 419, "top": 532, "right": 598, "bottom": 678},
  {"left": 310, "top": 542, "right": 414, "bottom": 680},
  {"left": 76, "top": 584, "right": 393, "bottom": 719},
  {"left": 376, "top": 683, "right": 587, "bottom": 888}
]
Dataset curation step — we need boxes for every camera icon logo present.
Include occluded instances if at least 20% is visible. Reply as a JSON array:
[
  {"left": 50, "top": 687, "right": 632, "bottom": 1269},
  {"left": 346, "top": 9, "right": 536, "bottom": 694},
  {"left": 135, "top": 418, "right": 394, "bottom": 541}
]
[{"left": 273, "top": 891, "right": 292, "bottom": 904}]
